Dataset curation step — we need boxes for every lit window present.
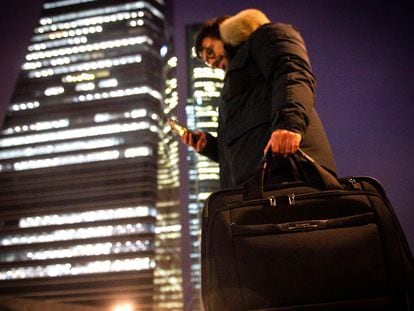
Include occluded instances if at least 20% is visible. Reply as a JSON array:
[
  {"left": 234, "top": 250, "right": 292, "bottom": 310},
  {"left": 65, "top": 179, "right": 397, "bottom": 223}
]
[
  {"left": 167, "top": 57, "right": 177, "bottom": 67},
  {"left": 113, "top": 302, "right": 134, "bottom": 311},
  {"left": 27, "top": 36, "right": 151, "bottom": 61},
  {"left": 9, "top": 101, "right": 40, "bottom": 112},
  {"left": 160, "top": 45, "right": 168, "bottom": 57},
  {"left": 0, "top": 137, "right": 123, "bottom": 160},
  {"left": 75, "top": 81, "right": 95, "bottom": 91},
  {"left": 124, "top": 146, "right": 152, "bottom": 158},
  {"left": 44, "top": 86, "right": 64, "bottom": 96},
  {"left": 1, "top": 223, "right": 154, "bottom": 246},
  {"left": 130, "top": 108, "right": 147, "bottom": 119},
  {"left": 19, "top": 206, "right": 156, "bottom": 228},
  {"left": 0, "top": 257, "right": 154, "bottom": 280},
  {"left": 0, "top": 121, "right": 152, "bottom": 148},
  {"left": 98, "top": 78, "right": 118, "bottom": 88}
]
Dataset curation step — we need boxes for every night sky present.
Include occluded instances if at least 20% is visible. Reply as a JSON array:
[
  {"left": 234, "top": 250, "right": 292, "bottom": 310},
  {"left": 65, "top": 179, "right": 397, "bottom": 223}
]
[{"left": 0, "top": 1, "right": 413, "bottom": 251}]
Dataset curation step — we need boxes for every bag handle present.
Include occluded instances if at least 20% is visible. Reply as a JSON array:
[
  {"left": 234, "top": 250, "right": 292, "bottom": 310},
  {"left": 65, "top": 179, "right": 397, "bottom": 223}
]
[{"left": 245, "top": 149, "right": 342, "bottom": 200}]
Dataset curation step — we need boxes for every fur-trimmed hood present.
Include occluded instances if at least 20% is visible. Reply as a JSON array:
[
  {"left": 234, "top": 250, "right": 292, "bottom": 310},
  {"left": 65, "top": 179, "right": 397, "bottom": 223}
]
[{"left": 219, "top": 9, "right": 271, "bottom": 46}]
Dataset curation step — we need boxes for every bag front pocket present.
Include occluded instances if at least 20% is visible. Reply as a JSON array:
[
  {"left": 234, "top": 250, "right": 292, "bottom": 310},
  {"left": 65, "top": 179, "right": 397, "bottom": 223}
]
[{"left": 230, "top": 219, "right": 388, "bottom": 309}]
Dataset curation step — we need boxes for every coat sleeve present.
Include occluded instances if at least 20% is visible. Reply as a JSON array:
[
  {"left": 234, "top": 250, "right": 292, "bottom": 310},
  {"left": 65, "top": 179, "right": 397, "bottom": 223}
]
[
  {"left": 249, "top": 23, "right": 316, "bottom": 137},
  {"left": 199, "top": 132, "right": 219, "bottom": 162}
]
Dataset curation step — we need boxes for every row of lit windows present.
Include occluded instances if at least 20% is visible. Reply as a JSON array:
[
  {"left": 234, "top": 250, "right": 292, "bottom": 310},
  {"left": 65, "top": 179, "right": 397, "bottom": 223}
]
[
  {"left": 193, "top": 110, "right": 218, "bottom": 118},
  {"left": 33, "top": 9, "right": 147, "bottom": 43},
  {"left": 26, "top": 36, "right": 151, "bottom": 62},
  {"left": 129, "top": 19, "right": 145, "bottom": 28},
  {"left": 95, "top": 108, "right": 151, "bottom": 122},
  {"left": 20, "top": 206, "right": 156, "bottom": 228},
  {"left": 158, "top": 167, "right": 180, "bottom": 177},
  {"left": 2, "top": 119, "right": 68, "bottom": 136},
  {"left": 30, "top": 34, "right": 87, "bottom": 52},
  {"left": 157, "top": 141, "right": 180, "bottom": 187},
  {"left": 62, "top": 71, "right": 101, "bottom": 83},
  {"left": 194, "top": 120, "right": 217, "bottom": 135},
  {"left": 2, "top": 108, "right": 151, "bottom": 136},
  {"left": 0, "top": 257, "right": 154, "bottom": 280},
  {"left": 8, "top": 84, "right": 162, "bottom": 114},
  {"left": 193, "top": 81, "right": 223, "bottom": 93},
  {"left": 154, "top": 224, "right": 181, "bottom": 234},
  {"left": 43, "top": 0, "right": 97, "bottom": 10},
  {"left": 75, "top": 85, "right": 163, "bottom": 103},
  {"left": 38, "top": 2, "right": 164, "bottom": 30},
  {"left": 155, "top": 231, "right": 181, "bottom": 241},
  {"left": 1, "top": 240, "right": 153, "bottom": 262},
  {"left": 8, "top": 101, "right": 40, "bottom": 112},
  {"left": 193, "top": 89, "right": 221, "bottom": 99},
  {"left": 155, "top": 202, "right": 180, "bottom": 211},
  {"left": 154, "top": 283, "right": 182, "bottom": 294},
  {"left": 198, "top": 173, "right": 220, "bottom": 180},
  {"left": 26, "top": 54, "right": 142, "bottom": 78},
  {"left": 29, "top": 30, "right": 97, "bottom": 52},
  {"left": 192, "top": 66, "right": 225, "bottom": 80},
  {"left": 4, "top": 146, "right": 152, "bottom": 171},
  {"left": 0, "top": 137, "right": 123, "bottom": 160},
  {"left": 195, "top": 161, "right": 219, "bottom": 180},
  {"left": 76, "top": 77, "right": 118, "bottom": 91},
  {"left": 0, "top": 121, "right": 156, "bottom": 148},
  {"left": 1, "top": 223, "right": 154, "bottom": 246},
  {"left": 158, "top": 177, "right": 179, "bottom": 188},
  {"left": 196, "top": 166, "right": 219, "bottom": 174},
  {"left": 42, "top": 77, "right": 117, "bottom": 96}
]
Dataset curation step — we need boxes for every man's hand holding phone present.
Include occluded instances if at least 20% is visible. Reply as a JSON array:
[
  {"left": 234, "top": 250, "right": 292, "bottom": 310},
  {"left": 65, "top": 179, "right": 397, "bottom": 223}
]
[{"left": 168, "top": 119, "right": 207, "bottom": 152}]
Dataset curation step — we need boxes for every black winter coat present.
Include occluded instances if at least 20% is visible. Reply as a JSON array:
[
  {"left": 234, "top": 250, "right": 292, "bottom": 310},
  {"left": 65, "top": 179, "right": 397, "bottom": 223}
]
[{"left": 201, "top": 23, "right": 336, "bottom": 189}]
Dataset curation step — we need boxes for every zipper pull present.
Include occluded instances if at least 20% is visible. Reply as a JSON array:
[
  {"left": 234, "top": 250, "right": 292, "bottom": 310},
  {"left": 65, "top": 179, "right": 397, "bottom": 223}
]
[
  {"left": 268, "top": 195, "right": 277, "bottom": 207},
  {"left": 349, "top": 178, "right": 362, "bottom": 190},
  {"left": 288, "top": 193, "right": 296, "bottom": 206}
]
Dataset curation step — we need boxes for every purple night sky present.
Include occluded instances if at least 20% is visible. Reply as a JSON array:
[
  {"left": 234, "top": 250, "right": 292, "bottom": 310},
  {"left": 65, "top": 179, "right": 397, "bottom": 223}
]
[{"left": 0, "top": 1, "right": 413, "bottom": 251}]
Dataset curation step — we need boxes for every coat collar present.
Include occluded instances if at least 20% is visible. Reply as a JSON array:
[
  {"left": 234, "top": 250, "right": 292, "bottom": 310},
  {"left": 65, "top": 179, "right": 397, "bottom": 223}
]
[{"left": 219, "top": 9, "right": 270, "bottom": 46}]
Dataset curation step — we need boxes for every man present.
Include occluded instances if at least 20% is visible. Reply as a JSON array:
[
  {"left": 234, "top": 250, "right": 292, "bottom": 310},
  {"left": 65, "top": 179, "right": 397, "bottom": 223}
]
[{"left": 182, "top": 9, "right": 336, "bottom": 188}]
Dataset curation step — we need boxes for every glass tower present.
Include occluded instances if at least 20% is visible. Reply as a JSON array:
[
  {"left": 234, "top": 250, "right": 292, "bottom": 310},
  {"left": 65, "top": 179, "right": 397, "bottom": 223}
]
[
  {"left": 184, "top": 23, "right": 223, "bottom": 310},
  {"left": 0, "top": 1, "right": 182, "bottom": 310}
]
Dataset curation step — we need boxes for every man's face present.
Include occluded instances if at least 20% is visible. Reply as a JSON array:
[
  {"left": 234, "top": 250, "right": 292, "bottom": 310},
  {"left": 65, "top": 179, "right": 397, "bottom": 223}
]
[{"left": 200, "top": 36, "right": 228, "bottom": 71}]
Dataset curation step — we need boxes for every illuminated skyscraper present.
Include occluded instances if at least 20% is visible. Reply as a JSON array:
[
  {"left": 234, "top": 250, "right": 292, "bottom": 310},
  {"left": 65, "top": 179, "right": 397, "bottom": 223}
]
[
  {"left": 0, "top": 1, "right": 182, "bottom": 310},
  {"left": 154, "top": 42, "right": 183, "bottom": 309},
  {"left": 184, "top": 23, "right": 223, "bottom": 310}
]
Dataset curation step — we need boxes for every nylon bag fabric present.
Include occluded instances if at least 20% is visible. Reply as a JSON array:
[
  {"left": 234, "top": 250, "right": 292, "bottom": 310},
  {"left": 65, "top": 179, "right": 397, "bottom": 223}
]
[{"left": 201, "top": 150, "right": 414, "bottom": 311}]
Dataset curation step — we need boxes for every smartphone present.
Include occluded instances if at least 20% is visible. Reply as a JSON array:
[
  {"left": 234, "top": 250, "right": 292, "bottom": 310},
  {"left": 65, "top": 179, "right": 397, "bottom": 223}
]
[{"left": 168, "top": 119, "right": 198, "bottom": 142}]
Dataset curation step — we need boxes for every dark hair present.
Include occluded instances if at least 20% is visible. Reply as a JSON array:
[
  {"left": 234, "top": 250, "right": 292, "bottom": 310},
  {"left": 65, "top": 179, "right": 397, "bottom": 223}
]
[{"left": 194, "top": 16, "right": 229, "bottom": 59}]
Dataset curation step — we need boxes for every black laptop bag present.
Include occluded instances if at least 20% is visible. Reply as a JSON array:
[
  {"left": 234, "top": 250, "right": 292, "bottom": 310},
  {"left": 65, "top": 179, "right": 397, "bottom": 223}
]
[{"left": 201, "top": 150, "right": 414, "bottom": 310}]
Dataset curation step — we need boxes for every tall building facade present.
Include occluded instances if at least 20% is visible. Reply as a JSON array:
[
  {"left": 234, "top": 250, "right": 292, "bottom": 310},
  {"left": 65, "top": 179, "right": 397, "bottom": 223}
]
[
  {"left": 184, "top": 24, "right": 223, "bottom": 310},
  {"left": 0, "top": 1, "right": 182, "bottom": 310}
]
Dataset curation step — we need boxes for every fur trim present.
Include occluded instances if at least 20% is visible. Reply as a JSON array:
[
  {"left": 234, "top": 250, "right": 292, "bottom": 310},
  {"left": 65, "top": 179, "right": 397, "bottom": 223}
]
[{"left": 219, "top": 9, "right": 270, "bottom": 46}]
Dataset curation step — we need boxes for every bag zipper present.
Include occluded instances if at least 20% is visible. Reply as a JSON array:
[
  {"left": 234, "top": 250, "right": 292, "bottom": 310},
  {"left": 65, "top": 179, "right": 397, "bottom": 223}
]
[{"left": 229, "top": 188, "right": 376, "bottom": 210}]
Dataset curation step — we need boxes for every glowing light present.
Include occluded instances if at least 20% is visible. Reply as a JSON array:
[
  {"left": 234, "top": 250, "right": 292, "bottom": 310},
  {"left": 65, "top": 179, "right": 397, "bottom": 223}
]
[
  {"left": 45, "top": 86, "right": 64, "bottom": 96},
  {"left": 160, "top": 45, "right": 168, "bottom": 57},
  {"left": 167, "top": 57, "right": 177, "bottom": 67},
  {"left": 113, "top": 302, "right": 134, "bottom": 311}
]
